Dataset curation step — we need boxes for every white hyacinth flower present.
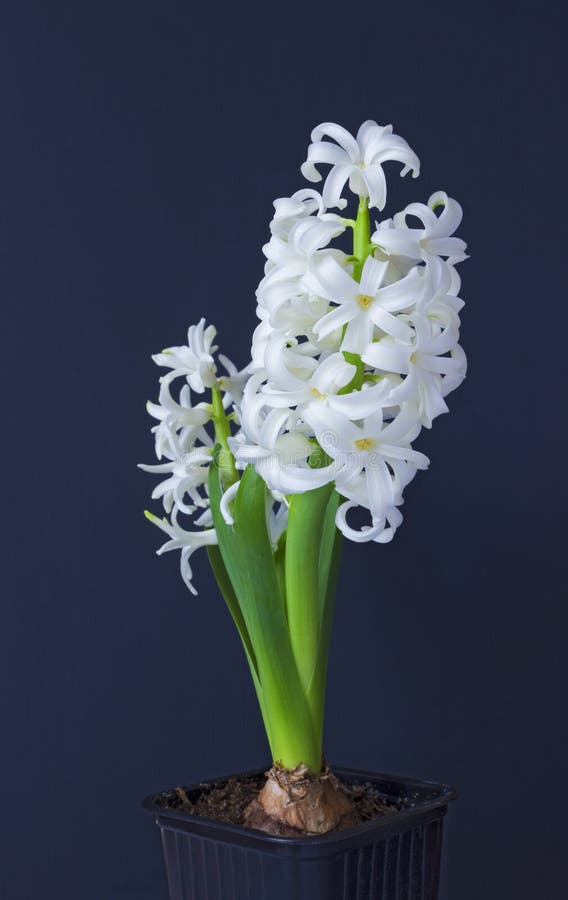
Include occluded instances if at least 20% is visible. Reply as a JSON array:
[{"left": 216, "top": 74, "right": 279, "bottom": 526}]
[
  {"left": 231, "top": 373, "right": 339, "bottom": 494},
  {"left": 257, "top": 217, "right": 347, "bottom": 325},
  {"left": 262, "top": 216, "right": 345, "bottom": 277},
  {"left": 262, "top": 334, "right": 321, "bottom": 388},
  {"left": 307, "top": 405, "right": 428, "bottom": 538},
  {"left": 231, "top": 429, "right": 339, "bottom": 496},
  {"left": 152, "top": 318, "right": 219, "bottom": 393},
  {"left": 269, "top": 189, "right": 326, "bottom": 239},
  {"left": 362, "top": 312, "right": 467, "bottom": 428},
  {"left": 254, "top": 295, "right": 334, "bottom": 354},
  {"left": 372, "top": 192, "right": 468, "bottom": 265},
  {"left": 301, "top": 120, "right": 420, "bottom": 210},
  {"left": 146, "top": 380, "right": 211, "bottom": 460},
  {"left": 139, "top": 442, "right": 213, "bottom": 515},
  {"left": 261, "top": 351, "right": 395, "bottom": 421},
  {"left": 144, "top": 508, "right": 218, "bottom": 595},
  {"left": 335, "top": 461, "right": 413, "bottom": 544},
  {"left": 311, "top": 255, "right": 422, "bottom": 354},
  {"left": 216, "top": 354, "right": 250, "bottom": 407}
]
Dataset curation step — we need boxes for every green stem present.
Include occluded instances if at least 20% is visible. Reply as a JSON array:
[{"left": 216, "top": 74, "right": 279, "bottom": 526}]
[
  {"left": 339, "top": 196, "right": 375, "bottom": 392},
  {"left": 351, "top": 196, "right": 373, "bottom": 281},
  {"left": 211, "top": 385, "right": 238, "bottom": 487}
]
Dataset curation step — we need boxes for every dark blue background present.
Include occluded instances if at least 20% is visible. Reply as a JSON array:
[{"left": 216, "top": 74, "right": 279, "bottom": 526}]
[{"left": 2, "top": 2, "right": 566, "bottom": 898}]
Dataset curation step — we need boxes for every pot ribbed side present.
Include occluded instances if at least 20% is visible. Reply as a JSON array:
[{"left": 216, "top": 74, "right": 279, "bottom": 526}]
[{"left": 159, "top": 818, "right": 445, "bottom": 900}]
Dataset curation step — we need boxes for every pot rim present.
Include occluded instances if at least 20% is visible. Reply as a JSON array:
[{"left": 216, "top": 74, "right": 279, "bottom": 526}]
[{"left": 143, "top": 764, "right": 457, "bottom": 852}]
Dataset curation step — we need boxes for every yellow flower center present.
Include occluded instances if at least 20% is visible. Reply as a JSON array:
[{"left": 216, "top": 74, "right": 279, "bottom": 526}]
[
  {"left": 311, "top": 387, "right": 327, "bottom": 400},
  {"left": 354, "top": 437, "right": 376, "bottom": 451},
  {"left": 357, "top": 293, "right": 373, "bottom": 309}
]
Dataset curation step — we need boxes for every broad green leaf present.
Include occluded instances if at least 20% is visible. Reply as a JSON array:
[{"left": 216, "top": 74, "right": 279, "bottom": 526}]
[
  {"left": 206, "top": 543, "right": 272, "bottom": 748},
  {"left": 208, "top": 460, "right": 321, "bottom": 772},
  {"left": 206, "top": 544, "right": 258, "bottom": 677},
  {"left": 285, "top": 482, "right": 334, "bottom": 691}
]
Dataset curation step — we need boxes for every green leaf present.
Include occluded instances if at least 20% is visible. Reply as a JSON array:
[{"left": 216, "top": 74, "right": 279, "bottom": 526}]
[
  {"left": 273, "top": 532, "right": 287, "bottom": 619},
  {"left": 307, "top": 494, "right": 343, "bottom": 747},
  {"left": 208, "top": 459, "right": 321, "bottom": 772},
  {"left": 206, "top": 542, "right": 273, "bottom": 751},
  {"left": 285, "top": 482, "right": 334, "bottom": 691},
  {"left": 317, "top": 489, "right": 342, "bottom": 619},
  {"left": 206, "top": 544, "right": 258, "bottom": 677}
]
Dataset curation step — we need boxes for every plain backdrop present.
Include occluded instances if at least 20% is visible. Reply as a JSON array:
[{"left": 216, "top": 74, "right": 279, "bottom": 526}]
[{"left": 1, "top": 2, "right": 566, "bottom": 898}]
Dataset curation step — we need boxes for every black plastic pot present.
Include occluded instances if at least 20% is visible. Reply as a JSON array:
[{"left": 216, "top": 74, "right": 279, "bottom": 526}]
[{"left": 143, "top": 766, "right": 456, "bottom": 900}]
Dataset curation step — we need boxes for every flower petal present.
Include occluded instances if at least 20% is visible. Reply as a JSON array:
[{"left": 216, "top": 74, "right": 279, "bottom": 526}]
[
  {"left": 360, "top": 256, "right": 389, "bottom": 297},
  {"left": 342, "top": 313, "right": 375, "bottom": 354},
  {"left": 363, "top": 340, "right": 412, "bottom": 375},
  {"left": 335, "top": 500, "right": 387, "bottom": 542},
  {"left": 361, "top": 165, "right": 388, "bottom": 210},
  {"left": 369, "top": 306, "right": 413, "bottom": 342},
  {"left": 311, "top": 123, "right": 360, "bottom": 160},
  {"left": 322, "top": 163, "right": 355, "bottom": 210},
  {"left": 372, "top": 227, "right": 422, "bottom": 259},
  {"left": 311, "top": 254, "right": 358, "bottom": 304},
  {"left": 220, "top": 481, "right": 240, "bottom": 526},
  {"left": 314, "top": 302, "right": 358, "bottom": 340}
]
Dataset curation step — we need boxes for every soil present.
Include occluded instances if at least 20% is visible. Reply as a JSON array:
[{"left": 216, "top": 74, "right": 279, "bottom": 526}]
[{"left": 154, "top": 771, "right": 400, "bottom": 835}]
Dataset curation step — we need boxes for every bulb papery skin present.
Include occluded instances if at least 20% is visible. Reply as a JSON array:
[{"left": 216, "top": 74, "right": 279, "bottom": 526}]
[{"left": 143, "top": 119, "right": 468, "bottom": 587}]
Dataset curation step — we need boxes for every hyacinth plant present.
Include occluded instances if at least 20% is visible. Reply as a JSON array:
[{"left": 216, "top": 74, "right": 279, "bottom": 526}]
[{"left": 140, "top": 120, "right": 467, "bottom": 834}]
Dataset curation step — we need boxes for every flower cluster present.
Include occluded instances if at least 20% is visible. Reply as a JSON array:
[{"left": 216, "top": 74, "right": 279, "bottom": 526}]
[
  {"left": 233, "top": 120, "right": 467, "bottom": 543},
  {"left": 142, "top": 119, "right": 468, "bottom": 590},
  {"left": 139, "top": 320, "right": 248, "bottom": 593}
]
